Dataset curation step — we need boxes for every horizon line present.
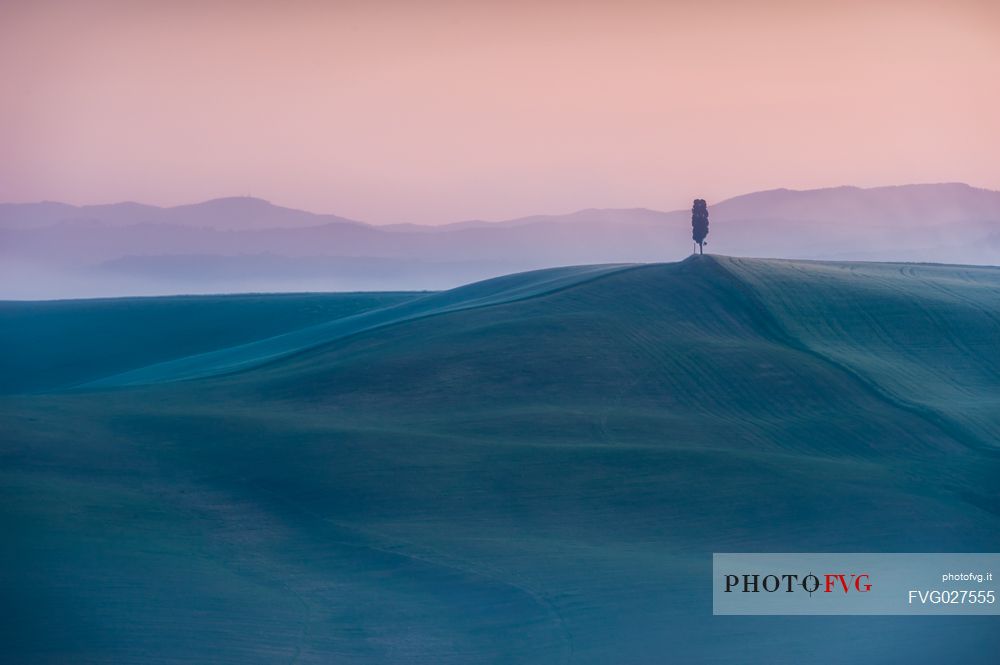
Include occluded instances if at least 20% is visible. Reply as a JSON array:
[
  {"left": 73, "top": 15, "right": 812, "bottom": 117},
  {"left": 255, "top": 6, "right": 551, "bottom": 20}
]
[{"left": 1, "top": 181, "right": 996, "bottom": 228}]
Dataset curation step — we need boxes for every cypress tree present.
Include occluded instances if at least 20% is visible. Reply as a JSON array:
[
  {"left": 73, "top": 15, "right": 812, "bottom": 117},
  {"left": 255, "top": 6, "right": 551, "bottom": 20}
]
[{"left": 691, "top": 199, "right": 709, "bottom": 254}]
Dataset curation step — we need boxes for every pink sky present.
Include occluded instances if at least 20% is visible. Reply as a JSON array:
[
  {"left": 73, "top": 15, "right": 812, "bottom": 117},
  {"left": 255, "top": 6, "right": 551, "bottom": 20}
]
[{"left": 1, "top": 0, "right": 998, "bottom": 224}]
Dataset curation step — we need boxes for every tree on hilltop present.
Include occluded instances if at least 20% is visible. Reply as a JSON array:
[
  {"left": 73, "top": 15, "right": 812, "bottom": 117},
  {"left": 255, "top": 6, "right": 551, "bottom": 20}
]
[{"left": 691, "top": 199, "right": 709, "bottom": 255}]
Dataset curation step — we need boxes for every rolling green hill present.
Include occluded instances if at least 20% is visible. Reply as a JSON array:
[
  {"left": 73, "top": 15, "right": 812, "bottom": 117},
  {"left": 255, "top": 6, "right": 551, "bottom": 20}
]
[
  {"left": 0, "top": 291, "right": 419, "bottom": 394},
  {"left": 2, "top": 256, "right": 999, "bottom": 664}
]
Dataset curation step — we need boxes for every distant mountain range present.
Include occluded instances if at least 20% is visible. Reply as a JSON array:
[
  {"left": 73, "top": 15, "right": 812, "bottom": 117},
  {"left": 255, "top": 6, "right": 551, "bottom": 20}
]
[{"left": 2, "top": 183, "right": 999, "bottom": 298}]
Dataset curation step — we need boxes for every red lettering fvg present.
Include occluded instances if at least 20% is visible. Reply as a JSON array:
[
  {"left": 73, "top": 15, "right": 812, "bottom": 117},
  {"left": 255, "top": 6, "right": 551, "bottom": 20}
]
[{"left": 824, "top": 573, "right": 872, "bottom": 593}]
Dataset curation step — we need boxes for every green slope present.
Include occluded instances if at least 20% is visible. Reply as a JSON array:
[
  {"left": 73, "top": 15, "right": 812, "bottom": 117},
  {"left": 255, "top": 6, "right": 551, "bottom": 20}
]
[
  {"left": 201, "top": 257, "right": 980, "bottom": 457},
  {"left": 0, "top": 291, "right": 419, "bottom": 393},
  {"left": 721, "top": 257, "right": 1000, "bottom": 449},
  {"left": 2, "top": 256, "right": 1000, "bottom": 664},
  {"left": 80, "top": 263, "right": 634, "bottom": 388}
]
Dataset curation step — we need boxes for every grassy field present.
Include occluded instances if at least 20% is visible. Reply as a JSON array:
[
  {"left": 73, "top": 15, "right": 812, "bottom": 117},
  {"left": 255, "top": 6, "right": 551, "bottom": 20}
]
[
  {"left": 0, "top": 291, "right": 418, "bottom": 394},
  {"left": 2, "top": 256, "right": 999, "bottom": 664}
]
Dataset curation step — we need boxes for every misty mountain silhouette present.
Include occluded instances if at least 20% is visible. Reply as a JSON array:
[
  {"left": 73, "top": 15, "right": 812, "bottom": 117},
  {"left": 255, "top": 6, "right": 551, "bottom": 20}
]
[{"left": 2, "top": 183, "right": 999, "bottom": 298}]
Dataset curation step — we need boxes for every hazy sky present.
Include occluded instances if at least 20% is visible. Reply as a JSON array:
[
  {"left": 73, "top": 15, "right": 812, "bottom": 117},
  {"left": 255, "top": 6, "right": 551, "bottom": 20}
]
[{"left": 2, "top": 0, "right": 998, "bottom": 224}]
